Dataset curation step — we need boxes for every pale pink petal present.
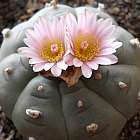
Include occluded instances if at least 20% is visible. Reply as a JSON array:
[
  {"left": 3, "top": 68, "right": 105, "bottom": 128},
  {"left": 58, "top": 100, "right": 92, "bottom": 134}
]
[
  {"left": 65, "top": 30, "right": 74, "bottom": 54},
  {"left": 33, "top": 63, "right": 45, "bottom": 72},
  {"left": 98, "top": 26, "right": 115, "bottom": 39},
  {"left": 110, "top": 41, "right": 123, "bottom": 49},
  {"left": 95, "top": 19, "right": 112, "bottom": 36},
  {"left": 81, "top": 64, "right": 92, "bottom": 78},
  {"left": 94, "top": 57, "right": 112, "bottom": 65},
  {"left": 58, "top": 16, "right": 65, "bottom": 40},
  {"left": 57, "top": 60, "right": 68, "bottom": 70},
  {"left": 24, "top": 39, "right": 39, "bottom": 51},
  {"left": 19, "top": 49, "right": 37, "bottom": 56},
  {"left": 20, "top": 53, "right": 37, "bottom": 59},
  {"left": 94, "top": 18, "right": 104, "bottom": 34},
  {"left": 94, "top": 55, "right": 118, "bottom": 65},
  {"left": 44, "top": 63, "right": 54, "bottom": 71},
  {"left": 64, "top": 41, "right": 73, "bottom": 55},
  {"left": 40, "top": 17, "right": 52, "bottom": 40},
  {"left": 78, "top": 9, "right": 87, "bottom": 30},
  {"left": 51, "top": 65, "right": 62, "bottom": 77},
  {"left": 51, "top": 18, "right": 59, "bottom": 39},
  {"left": 64, "top": 36, "right": 73, "bottom": 57},
  {"left": 40, "top": 16, "right": 65, "bottom": 42},
  {"left": 35, "top": 17, "right": 53, "bottom": 39},
  {"left": 64, "top": 54, "right": 74, "bottom": 66},
  {"left": 73, "top": 58, "right": 83, "bottom": 67},
  {"left": 25, "top": 29, "right": 41, "bottom": 46},
  {"left": 105, "top": 54, "right": 118, "bottom": 64},
  {"left": 66, "top": 13, "right": 78, "bottom": 38},
  {"left": 34, "top": 20, "right": 43, "bottom": 38},
  {"left": 101, "top": 41, "right": 122, "bottom": 49},
  {"left": 65, "top": 14, "right": 78, "bottom": 51},
  {"left": 87, "top": 11, "right": 97, "bottom": 28},
  {"left": 86, "top": 61, "right": 99, "bottom": 70},
  {"left": 39, "top": 17, "right": 47, "bottom": 33},
  {"left": 18, "top": 47, "right": 37, "bottom": 53},
  {"left": 29, "top": 58, "right": 46, "bottom": 64},
  {"left": 35, "top": 17, "right": 53, "bottom": 41},
  {"left": 101, "top": 38, "right": 116, "bottom": 46},
  {"left": 99, "top": 48, "right": 116, "bottom": 56},
  {"left": 19, "top": 47, "right": 39, "bottom": 58}
]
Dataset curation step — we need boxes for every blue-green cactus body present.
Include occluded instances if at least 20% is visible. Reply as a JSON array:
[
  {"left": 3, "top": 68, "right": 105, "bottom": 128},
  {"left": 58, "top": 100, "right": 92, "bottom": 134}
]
[{"left": 0, "top": 4, "right": 140, "bottom": 140}]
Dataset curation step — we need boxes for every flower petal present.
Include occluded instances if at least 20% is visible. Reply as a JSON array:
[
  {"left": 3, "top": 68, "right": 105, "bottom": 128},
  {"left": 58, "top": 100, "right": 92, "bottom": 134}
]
[
  {"left": 101, "top": 38, "right": 116, "bottom": 46},
  {"left": 86, "top": 61, "right": 99, "bottom": 70},
  {"left": 78, "top": 10, "right": 86, "bottom": 30},
  {"left": 25, "top": 29, "right": 41, "bottom": 47},
  {"left": 73, "top": 58, "right": 83, "bottom": 67},
  {"left": 94, "top": 18, "right": 104, "bottom": 34},
  {"left": 105, "top": 54, "right": 118, "bottom": 64},
  {"left": 57, "top": 16, "right": 65, "bottom": 40},
  {"left": 94, "top": 57, "right": 112, "bottom": 65},
  {"left": 65, "top": 31, "right": 74, "bottom": 54},
  {"left": 33, "top": 63, "right": 45, "bottom": 72},
  {"left": 34, "top": 20, "right": 43, "bottom": 38},
  {"left": 19, "top": 47, "right": 39, "bottom": 58},
  {"left": 64, "top": 54, "right": 74, "bottom": 66},
  {"left": 110, "top": 41, "right": 123, "bottom": 49},
  {"left": 51, "top": 65, "right": 62, "bottom": 77},
  {"left": 94, "top": 55, "right": 118, "bottom": 65},
  {"left": 98, "top": 25, "right": 115, "bottom": 39},
  {"left": 57, "top": 60, "right": 68, "bottom": 70},
  {"left": 44, "top": 63, "right": 54, "bottom": 71},
  {"left": 24, "top": 38, "right": 39, "bottom": 51},
  {"left": 81, "top": 64, "right": 92, "bottom": 78},
  {"left": 66, "top": 13, "right": 78, "bottom": 38},
  {"left": 87, "top": 11, "right": 97, "bottom": 29},
  {"left": 40, "top": 17, "right": 52, "bottom": 40},
  {"left": 95, "top": 18, "right": 112, "bottom": 36},
  {"left": 51, "top": 18, "right": 59, "bottom": 39},
  {"left": 29, "top": 58, "right": 45, "bottom": 64},
  {"left": 99, "top": 48, "right": 116, "bottom": 56}
]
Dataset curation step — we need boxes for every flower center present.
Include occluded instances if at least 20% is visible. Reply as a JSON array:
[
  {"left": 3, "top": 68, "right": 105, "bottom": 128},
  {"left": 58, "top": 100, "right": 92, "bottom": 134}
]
[
  {"left": 51, "top": 44, "right": 59, "bottom": 53},
  {"left": 73, "top": 34, "right": 100, "bottom": 62},
  {"left": 81, "top": 41, "right": 89, "bottom": 50},
  {"left": 40, "top": 39, "right": 65, "bottom": 62}
]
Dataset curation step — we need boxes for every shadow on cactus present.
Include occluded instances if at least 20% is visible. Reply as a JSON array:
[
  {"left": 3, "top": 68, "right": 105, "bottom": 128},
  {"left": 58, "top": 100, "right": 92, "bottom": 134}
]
[{"left": 0, "top": 1, "right": 140, "bottom": 140}]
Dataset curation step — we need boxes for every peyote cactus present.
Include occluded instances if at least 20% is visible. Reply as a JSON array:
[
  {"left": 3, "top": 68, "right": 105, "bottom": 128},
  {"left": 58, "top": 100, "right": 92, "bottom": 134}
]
[{"left": 0, "top": 2, "right": 140, "bottom": 140}]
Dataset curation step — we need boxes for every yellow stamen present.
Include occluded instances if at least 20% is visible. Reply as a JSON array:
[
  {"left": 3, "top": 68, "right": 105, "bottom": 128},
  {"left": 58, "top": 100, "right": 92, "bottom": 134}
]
[
  {"left": 73, "top": 34, "right": 100, "bottom": 62},
  {"left": 40, "top": 39, "right": 65, "bottom": 62}
]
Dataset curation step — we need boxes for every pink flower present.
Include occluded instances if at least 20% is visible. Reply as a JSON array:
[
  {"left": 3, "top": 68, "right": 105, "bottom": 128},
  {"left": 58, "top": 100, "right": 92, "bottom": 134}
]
[
  {"left": 19, "top": 16, "right": 68, "bottom": 77},
  {"left": 65, "top": 10, "right": 122, "bottom": 78}
]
